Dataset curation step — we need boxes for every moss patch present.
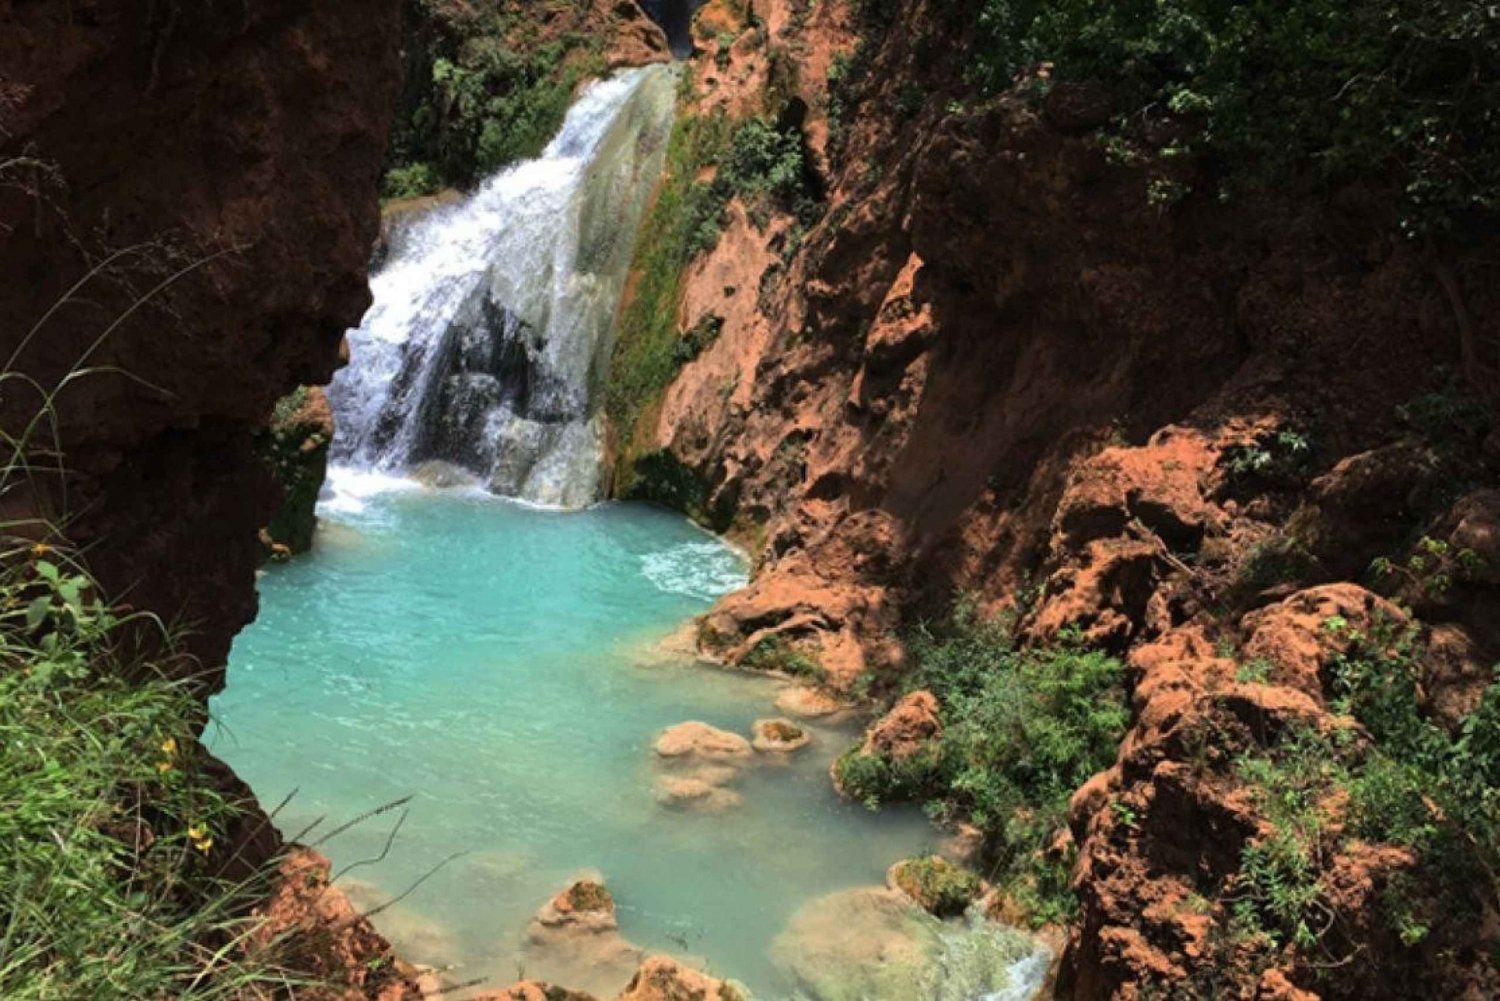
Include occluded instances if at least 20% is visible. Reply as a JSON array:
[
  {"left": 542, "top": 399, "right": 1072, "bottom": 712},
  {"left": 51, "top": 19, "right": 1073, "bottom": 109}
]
[{"left": 890, "top": 856, "right": 983, "bottom": 918}]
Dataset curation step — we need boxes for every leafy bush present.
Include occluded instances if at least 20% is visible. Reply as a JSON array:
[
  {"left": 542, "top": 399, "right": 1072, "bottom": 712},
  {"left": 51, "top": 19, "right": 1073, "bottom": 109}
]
[
  {"left": 1232, "top": 727, "right": 1354, "bottom": 951},
  {"left": 1224, "top": 616, "right": 1500, "bottom": 957},
  {"left": 1369, "top": 535, "right": 1487, "bottom": 603},
  {"left": 833, "top": 744, "right": 947, "bottom": 809},
  {"left": 680, "top": 116, "right": 821, "bottom": 257},
  {"left": 923, "top": 620, "right": 1128, "bottom": 925},
  {"left": 838, "top": 601, "right": 1129, "bottom": 925},
  {"left": 901, "top": 0, "right": 1500, "bottom": 234},
  {"left": 383, "top": 2, "right": 604, "bottom": 190},
  {"left": 741, "top": 635, "right": 827, "bottom": 680},
  {"left": 1224, "top": 429, "right": 1315, "bottom": 491},
  {"left": 1326, "top": 617, "right": 1500, "bottom": 890},
  {"left": 1397, "top": 379, "right": 1497, "bottom": 443},
  {"left": 381, "top": 162, "right": 442, "bottom": 201}
]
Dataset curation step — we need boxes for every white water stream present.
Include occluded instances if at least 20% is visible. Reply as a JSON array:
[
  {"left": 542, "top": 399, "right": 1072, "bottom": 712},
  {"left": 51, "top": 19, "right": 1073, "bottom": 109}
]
[{"left": 329, "top": 66, "right": 675, "bottom": 507}]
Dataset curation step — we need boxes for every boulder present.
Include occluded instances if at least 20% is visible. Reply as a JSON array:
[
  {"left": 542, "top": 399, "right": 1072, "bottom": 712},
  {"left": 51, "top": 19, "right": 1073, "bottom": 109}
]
[
  {"left": 1240, "top": 584, "right": 1409, "bottom": 701},
  {"left": 774, "top": 685, "right": 850, "bottom": 719},
  {"left": 654, "top": 722, "right": 752, "bottom": 761},
  {"left": 886, "top": 856, "right": 983, "bottom": 917},
  {"left": 615, "top": 956, "right": 746, "bottom": 1001},
  {"left": 752, "top": 718, "right": 811, "bottom": 753},
  {"left": 532, "top": 878, "right": 619, "bottom": 935},
  {"left": 861, "top": 691, "right": 941, "bottom": 761},
  {"left": 654, "top": 777, "right": 744, "bottom": 813}
]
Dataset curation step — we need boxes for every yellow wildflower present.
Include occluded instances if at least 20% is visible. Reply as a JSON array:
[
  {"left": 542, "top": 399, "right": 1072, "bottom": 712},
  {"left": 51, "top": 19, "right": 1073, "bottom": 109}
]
[
  {"left": 30, "top": 542, "right": 50, "bottom": 557},
  {"left": 156, "top": 736, "right": 178, "bottom": 774},
  {"left": 187, "top": 825, "right": 214, "bottom": 854}
]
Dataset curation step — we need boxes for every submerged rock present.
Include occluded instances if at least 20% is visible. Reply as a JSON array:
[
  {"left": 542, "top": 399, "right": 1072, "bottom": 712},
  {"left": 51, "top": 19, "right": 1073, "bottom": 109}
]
[
  {"left": 774, "top": 685, "right": 850, "bottom": 720},
  {"left": 338, "top": 878, "right": 462, "bottom": 970},
  {"left": 486, "top": 955, "right": 744, "bottom": 1001},
  {"left": 752, "top": 717, "right": 811, "bottom": 753},
  {"left": 410, "top": 459, "right": 481, "bottom": 489},
  {"left": 477, "top": 982, "right": 599, "bottom": 1001},
  {"left": 654, "top": 722, "right": 752, "bottom": 761},
  {"left": 654, "top": 776, "right": 744, "bottom": 812},
  {"left": 521, "top": 875, "right": 644, "bottom": 998},
  {"left": 886, "top": 856, "right": 984, "bottom": 918},
  {"left": 533, "top": 878, "right": 619, "bottom": 934},
  {"left": 769, "top": 886, "right": 1048, "bottom": 1001}
]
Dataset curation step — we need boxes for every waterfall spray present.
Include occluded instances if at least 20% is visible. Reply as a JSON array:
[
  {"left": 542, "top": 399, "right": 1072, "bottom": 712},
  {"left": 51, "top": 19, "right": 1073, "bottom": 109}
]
[{"left": 329, "top": 66, "right": 676, "bottom": 508}]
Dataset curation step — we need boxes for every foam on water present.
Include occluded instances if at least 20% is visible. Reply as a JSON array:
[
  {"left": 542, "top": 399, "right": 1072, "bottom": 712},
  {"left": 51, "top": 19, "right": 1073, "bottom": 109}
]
[{"left": 640, "top": 540, "right": 750, "bottom": 600}]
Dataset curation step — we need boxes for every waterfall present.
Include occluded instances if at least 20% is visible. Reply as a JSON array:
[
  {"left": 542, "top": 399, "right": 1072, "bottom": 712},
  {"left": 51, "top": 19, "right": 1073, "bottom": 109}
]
[{"left": 328, "top": 65, "right": 676, "bottom": 509}]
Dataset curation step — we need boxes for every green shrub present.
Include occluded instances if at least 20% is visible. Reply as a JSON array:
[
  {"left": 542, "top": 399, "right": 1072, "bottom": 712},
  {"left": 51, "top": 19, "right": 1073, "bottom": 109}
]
[
  {"left": 833, "top": 744, "right": 947, "bottom": 809},
  {"left": 1223, "top": 429, "right": 1314, "bottom": 491},
  {"left": 1220, "top": 618, "right": 1500, "bottom": 956},
  {"left": 1397, "top": 379, "right": 1496, "bottom": 444},
  {"left": 929, "top": 627, "right": 1128, "bottom": 925},
  {"left": 741, "top": 635, "right": 827, "bottom": 680},
  {"left": 1327, "top": 620, "right": 1500, "bottom": 888},
  {"left": 1232, "top": 727, "right": 1354, "bottom": 951},
  {"left": 383, "top": 3, "right": 604, "bottom": 190},
  {"left": 381, "top": 162, "right": 442, "bottom": 201},
  {"left": 839, "top": 600, "right": 1129, "bottom": 925},
  {"left": 884, "top": 0, "right": 1500, "bottom": 234},
  {"left": 1369, "top": 535, "right": 1487, "bottom": 603}
]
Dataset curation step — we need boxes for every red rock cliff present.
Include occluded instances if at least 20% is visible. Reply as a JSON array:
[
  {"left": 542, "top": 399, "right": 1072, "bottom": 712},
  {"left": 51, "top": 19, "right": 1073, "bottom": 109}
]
[
  {"left": 616, "top": 0, "right": 1500, "bottom": 995},
  {"left": 0, "top": 0, "right": 401, "bottom": 682}
]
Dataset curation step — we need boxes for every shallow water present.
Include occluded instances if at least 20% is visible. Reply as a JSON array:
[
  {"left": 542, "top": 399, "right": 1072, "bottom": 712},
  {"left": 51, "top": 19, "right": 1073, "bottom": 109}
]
[{"left": 212, "top": 476, "right": 1044, "bottom": 998}]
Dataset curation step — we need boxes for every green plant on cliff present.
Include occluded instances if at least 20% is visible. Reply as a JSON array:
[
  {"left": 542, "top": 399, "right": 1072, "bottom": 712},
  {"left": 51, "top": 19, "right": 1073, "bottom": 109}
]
[
  {"left": 683, "top": 116, "right": 821, "bottom": 253},
  {"left": 1220, "top": 618, "right": 1500, "bottom": 963},
  {"left": 1230, "top": 727, "right": 1354, "bottom": 953},
  {"left": 872, "top": 0, "right": 1500, "bottom": 235},
  {"left": 839, "top": 600, "right": 1129, "bottom": 925},
  {"left": 0, "top": 550, "right": 304, "bottom": 997},
  {"left": 606, "top": 104, "right": 734, "bottom": 493},
  {"left": 921, "top": 618, "right": 1129, "bottom": 925},
  {"left": 383, "top": 1, "right": 605, "bottom": 193},
  {"left": 1326, "top": 619, "right": 1500, "bottom": 890},
  {"left": 258, "top": 386, "right": 333, "bottom": 557}
]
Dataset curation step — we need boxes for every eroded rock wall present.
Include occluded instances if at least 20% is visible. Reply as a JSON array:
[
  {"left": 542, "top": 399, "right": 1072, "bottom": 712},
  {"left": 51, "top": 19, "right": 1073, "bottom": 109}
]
[
  {"left": 618, "top": 0, "right": 1500, "bottom": 995},
  {"left": 0, "top": 0, "right": 401, "bottom": 680}
]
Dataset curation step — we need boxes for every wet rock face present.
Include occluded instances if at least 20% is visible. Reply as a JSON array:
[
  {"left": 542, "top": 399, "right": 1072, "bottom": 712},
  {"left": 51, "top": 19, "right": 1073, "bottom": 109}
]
[
  {"left": 0, "top": 0, "right": 401, "bottom": 679},
  {"left": 634, "top": 0, "right": 703, "bottom": 58},
  {"left": 260, "top": 386, "right": 335, "bottom": 559}
]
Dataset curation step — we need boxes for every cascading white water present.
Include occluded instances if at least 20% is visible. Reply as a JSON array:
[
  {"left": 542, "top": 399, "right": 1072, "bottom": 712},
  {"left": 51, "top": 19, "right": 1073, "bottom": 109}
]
[{"left": 328, "top": 65, "right": 676, "bottom": 508}]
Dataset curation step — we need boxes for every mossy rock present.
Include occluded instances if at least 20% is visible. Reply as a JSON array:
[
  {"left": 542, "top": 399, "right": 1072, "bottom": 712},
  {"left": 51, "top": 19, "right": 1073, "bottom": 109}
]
[
  {"left": 887, "top": 856, "right": 983, "bottom": 918},
  {"left": 258, "top": 386, "right": 333, "bottom": 558}
]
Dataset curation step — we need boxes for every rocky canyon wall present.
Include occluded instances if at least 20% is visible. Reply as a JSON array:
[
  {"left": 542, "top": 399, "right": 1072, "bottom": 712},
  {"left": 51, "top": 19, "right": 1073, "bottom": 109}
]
[
  {"left": 614, "top": 0, "right": 1500, "bottom": 995},
  {"left": 0, "top": 0, "right": 401, "bottom": 681}
]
